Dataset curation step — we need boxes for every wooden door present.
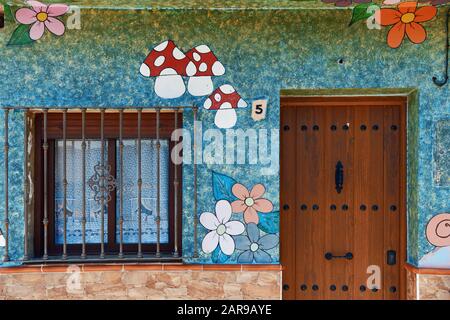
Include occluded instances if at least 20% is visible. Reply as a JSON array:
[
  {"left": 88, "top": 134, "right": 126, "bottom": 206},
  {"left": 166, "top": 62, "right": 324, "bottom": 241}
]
[{"left": 280, "top": 97, "right": 406, "bottom": 300}]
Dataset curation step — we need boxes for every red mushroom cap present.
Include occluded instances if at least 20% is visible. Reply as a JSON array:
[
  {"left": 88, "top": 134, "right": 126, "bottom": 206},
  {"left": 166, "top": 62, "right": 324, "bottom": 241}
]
[
  {"left": 185, "top": 45, "right": 225, "bottom": 77},
  {"left": 140, "top": 40, "right": 196, "bottom": 77},
  {"left": 203, "top": 85, "right": 247, "bottom": 110}
]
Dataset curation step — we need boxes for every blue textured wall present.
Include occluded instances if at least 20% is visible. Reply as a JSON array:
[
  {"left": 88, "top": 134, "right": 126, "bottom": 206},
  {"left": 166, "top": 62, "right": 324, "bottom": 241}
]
[{"left": 0, "top": 7, "right": 449, "bottom": 266}]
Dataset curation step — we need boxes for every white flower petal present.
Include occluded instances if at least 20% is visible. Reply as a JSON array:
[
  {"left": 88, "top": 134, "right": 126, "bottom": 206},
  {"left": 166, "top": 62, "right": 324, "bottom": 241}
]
[
  {"left": 202, "top": 231, "right": 219, "bottom": 254},
  {"left": 215, "top": 200, "right": 232, "bottom": 224},
  {"left": 225, "top": 220, "right": 245, "bottom": 236},
  {"left": 219, "top": 233, "right": 235, "bottom": 255},
  {"left": 200, "top": 212, "right": 220, "bottom": 230}
]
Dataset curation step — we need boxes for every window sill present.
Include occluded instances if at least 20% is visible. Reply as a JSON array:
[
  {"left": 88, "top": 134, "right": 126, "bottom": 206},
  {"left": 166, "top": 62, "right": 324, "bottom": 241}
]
[
  {"left": 22, "top": 253, "right": 182, "bottom": 265},
  {"left": 0, "top": 263, "right": 282, "bottom": 273},
  {"left": 405, "top": 263, "right": 450, "bottom": 276}
]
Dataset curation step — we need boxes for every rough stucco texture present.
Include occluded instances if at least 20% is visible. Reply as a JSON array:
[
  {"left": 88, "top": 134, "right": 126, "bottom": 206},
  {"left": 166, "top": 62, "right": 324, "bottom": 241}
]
[
  {"left": 434, "top": 120, "right": 450, "bottom": 187},
  {"left": 0, "top": 8, "right": 449, "bottom": 266}
]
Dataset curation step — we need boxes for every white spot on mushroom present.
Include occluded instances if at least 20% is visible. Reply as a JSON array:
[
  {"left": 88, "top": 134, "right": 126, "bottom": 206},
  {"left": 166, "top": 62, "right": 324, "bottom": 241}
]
[
  {"left": 214, "top": 93, "right": 222, "bottom": 102},
  {"left": 220, "top": 102, "right": 233, "bottom": 110},
  {"left": 154, "top": 40, "right": 169, "bottom": 52},
  {"left": 193, "top": 52, "right": 201, "bottom": 62},
  {"left": 196, "top": 45, "right": 211, "bottom": 53},
  {"left": 212, "top": 61, "right": 225, "bottom": 76},
  {"left": 139, "top": 63, "right": 151, "bottom": 77},
  {"left": 160, "top": 68, "right": 178, "bottom": 76},
  {"left": 186, "top": 61, "right": 197, "bottom": 77},
  {"left": 220, "top": 84, "right": 235, "bottom": 94},
  {"left": 173, "top": 47, "right": 186, "bottom": 60},
  {"left": 154, "top": 56, "right": 165, "bottom": 67},
  {"left": 238, "top": 98, "right": 247, "bottom": 108},
  {"left": 204, "top": 98, "right": 212, "bottom": 109},
  {"left": 199, "top": 62, "right": 208, "bottom": 72}
]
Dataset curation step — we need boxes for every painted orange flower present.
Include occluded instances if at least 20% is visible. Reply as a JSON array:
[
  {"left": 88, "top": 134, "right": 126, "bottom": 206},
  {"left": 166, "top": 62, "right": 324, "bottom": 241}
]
[
  {"left": 231, "top": 183, "right": 273, "bottom": 224},
  {"left": 375, "top": 2, "right": 437, "bottom": 48}
]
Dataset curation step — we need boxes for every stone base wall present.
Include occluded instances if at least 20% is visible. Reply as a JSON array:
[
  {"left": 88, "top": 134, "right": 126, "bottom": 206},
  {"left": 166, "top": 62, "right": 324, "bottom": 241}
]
[
  {"left": 406, "top": 268, "right": 450, "bottom": 300},
  {"left": 0, "top": 265, "right": 282, "bottom": 300}
]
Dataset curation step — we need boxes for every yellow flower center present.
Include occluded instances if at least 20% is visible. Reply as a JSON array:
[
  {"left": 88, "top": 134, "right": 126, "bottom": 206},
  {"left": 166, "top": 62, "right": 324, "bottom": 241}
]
[
  {"left": 401, "top": 13, "right": 415, "bottom": 24},
  {"left": 36, "top": 12, "right": 48, "bottom": 22}
]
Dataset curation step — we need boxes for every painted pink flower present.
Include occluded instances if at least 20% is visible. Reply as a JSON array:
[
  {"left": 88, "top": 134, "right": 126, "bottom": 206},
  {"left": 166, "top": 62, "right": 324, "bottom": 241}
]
[
  {"left": 231, "top": 183, "right": 273, "bottom": 224},
  {"left": 15, "top": 1, "right": 69, "bottom": 41}
]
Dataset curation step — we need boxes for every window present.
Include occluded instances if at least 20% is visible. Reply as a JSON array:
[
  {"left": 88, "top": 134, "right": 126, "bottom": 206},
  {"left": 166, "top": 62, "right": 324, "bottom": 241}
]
[{"left": 33, "top": 111, "right": 182, "bottom": 259}]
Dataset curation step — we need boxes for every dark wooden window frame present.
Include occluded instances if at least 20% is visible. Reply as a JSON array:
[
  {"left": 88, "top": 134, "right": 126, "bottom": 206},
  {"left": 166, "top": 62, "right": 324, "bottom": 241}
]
[{"left": 33, "top": 111, "right": 183, "bottom": 258}]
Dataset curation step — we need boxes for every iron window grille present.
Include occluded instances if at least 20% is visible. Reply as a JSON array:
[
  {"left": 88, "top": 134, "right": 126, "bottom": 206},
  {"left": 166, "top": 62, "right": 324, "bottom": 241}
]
[{"left": 1, "top": 107, "right": 200, "bottom": 263}]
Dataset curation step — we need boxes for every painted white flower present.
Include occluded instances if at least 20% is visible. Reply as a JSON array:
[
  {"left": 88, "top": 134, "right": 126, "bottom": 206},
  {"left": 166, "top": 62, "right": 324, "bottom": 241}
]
[
  {"left": 0, "top": 228, "right": 5, "bottom": 247},
  {"left": 200, "top": 200, "right": 245, "bottom": 255}
]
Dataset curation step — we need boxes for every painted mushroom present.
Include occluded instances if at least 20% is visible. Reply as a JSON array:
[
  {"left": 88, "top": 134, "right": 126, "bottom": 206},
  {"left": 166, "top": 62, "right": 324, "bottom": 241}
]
[
  {"left": 185, "top": 45, "right": 225, "bottom": 96},
  {"left": 140, "top": 40, "right": 196, "bottom": 99},
  {"left": 203, "top": 84, "right": 247, "bottom": 129}
]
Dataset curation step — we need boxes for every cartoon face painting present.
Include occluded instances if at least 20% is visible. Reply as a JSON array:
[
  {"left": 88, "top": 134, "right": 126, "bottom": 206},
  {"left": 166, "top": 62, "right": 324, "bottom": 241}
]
[
  {"left": 419, "top": 213, "right": 450, "bottom": 268},
  {"left": 426, "top": 213, "right": 450, "bottom": 247}
]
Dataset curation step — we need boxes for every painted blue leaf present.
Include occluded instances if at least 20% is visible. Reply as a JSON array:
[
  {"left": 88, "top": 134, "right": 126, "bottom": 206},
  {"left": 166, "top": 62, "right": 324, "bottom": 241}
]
[
  {"left": 212, "top": 171, "right": 238, "bottom": 202},
  {"left": 211, "top": 246, "right": 231, "bottom": 263},
  {"left": 258, "top": 211, "right": 279, "bottom": 234}
]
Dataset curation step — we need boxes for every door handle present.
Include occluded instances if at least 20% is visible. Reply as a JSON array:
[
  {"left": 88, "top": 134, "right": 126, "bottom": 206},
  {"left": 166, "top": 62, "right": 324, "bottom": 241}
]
[
  {"left": 325, "top": 252, "right": 353, "bottom": 260},
  {"left": 335, "top": 161, "right": 344, "bottom": 194}
]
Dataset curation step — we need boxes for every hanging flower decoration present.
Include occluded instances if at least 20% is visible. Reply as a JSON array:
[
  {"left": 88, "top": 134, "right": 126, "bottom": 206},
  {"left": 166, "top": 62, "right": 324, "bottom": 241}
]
[
  {"left": 6, "top": 1, "right": 69, "bottom": 46},
  {"left": 200, "top": 200, "right": 245, "bottom": 255},
  {"left": 234, "top": 223, "right": 279, "bottom": 263},
  {"left": 375, "top": 1, "right": 437, "bottom": 48},
  {"left": 231, "top": 183, "right": 274, "bottom": 224}
]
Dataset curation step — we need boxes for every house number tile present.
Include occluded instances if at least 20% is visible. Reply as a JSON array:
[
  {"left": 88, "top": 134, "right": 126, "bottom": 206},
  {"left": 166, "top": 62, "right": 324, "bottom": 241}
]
[{"left": 251, "top": 99, "right": 268, "bottom": 121}]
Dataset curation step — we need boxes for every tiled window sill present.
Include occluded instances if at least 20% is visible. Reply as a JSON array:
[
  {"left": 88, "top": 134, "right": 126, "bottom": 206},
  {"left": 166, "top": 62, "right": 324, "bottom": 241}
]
[
  {"left": 405, "top": 263, "right": 450, "bottom": 276},
  {"left": 0, "top": 263, "right": 283, "bottom": 274}
]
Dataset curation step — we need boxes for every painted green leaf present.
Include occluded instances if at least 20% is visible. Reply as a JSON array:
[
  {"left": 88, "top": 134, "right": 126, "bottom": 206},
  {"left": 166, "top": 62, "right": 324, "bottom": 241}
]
[
  {"left": 7, "top": 24, "right": 34, "bottom": 46},
  {"left": 4, "top": 4, "right": 15, "bottom": 22},
  {"left": 349, "top": 3, "right": 378, "bottom": 27},
  {"left": 212, "top": 171, "right": 238, "bottom": 202},
  {"left": 258, "top": 211, "right": 279, "bottom": 234}
]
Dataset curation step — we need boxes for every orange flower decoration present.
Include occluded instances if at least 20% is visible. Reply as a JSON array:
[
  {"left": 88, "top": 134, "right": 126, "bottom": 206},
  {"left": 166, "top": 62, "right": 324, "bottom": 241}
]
[
  {"left": 231, "top": 183, "right": 274, "bottom": 224},
  {"left": 375, "top": 2, "right": 437, "bottom": 48}
]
